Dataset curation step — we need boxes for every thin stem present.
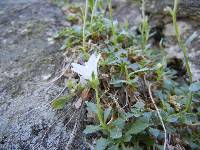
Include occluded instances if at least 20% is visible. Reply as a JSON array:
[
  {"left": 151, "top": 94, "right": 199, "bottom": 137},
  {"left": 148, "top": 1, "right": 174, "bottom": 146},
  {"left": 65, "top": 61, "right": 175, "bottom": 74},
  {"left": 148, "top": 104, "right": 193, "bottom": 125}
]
[
  {"left": 124, "top": 64, "right": 129, "bottom": 81},
  {"left": 170, "top": 0, "right": 193, "bottom": 112},
  {"left": 146, "top": 81, "right": 167, "bottom": 150},
  {"left": 94, "top": 85, "right": 107, "bottom": 129},
  {"left": 108, "top": 0, "right": 117, "bottom": 46},
  {"left": 142, "top": 0, "right": 145, "bottom": 19},
  {"left": 82, "top": 0, "right": 89, "bottom": 55},
  {"left": 91, "top": 0, "right": 98, "bottom": 23},
  {"left": 140, "top": 0, "right": 149, "bottom": 51},
  {"left": 172, "top": 1, "right": 192, "bottom": 83}
]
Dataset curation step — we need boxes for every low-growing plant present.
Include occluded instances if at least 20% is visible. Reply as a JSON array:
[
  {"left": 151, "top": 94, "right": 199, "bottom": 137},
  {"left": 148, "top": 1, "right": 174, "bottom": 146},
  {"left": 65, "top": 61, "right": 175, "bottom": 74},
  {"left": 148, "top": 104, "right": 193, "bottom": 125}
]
[
  {"left": 166, "top": 0, "right": 194, "bottom": 112},
  {"left": 51, "top": 0, "right": 200, "bottom": 149}
]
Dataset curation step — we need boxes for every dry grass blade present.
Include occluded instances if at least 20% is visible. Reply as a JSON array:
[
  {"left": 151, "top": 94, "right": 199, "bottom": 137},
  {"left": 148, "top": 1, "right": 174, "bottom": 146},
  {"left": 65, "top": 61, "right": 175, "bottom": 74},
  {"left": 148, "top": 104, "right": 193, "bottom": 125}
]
[
  {"left": 144, "top": 76, "right": 167, "bottom": 150},
  {"left": 65, "top": 106, "right": 83, "bottom": 150}
]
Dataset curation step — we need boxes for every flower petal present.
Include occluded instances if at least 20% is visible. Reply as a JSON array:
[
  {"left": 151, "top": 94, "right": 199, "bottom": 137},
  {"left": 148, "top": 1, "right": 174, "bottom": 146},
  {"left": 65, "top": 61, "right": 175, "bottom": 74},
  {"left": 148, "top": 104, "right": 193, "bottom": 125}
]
[
  {"left": 71, "top": 53, "right": 101, "bottom": 81},
  {"left": 85, "top": 54, "right": 101, "bottom": 76},
  {"left": 80, "top": 76, "right": 87, "bottom": 84},
  {"left": 71, "top": 63, "right": 90, "bottom": 80}
]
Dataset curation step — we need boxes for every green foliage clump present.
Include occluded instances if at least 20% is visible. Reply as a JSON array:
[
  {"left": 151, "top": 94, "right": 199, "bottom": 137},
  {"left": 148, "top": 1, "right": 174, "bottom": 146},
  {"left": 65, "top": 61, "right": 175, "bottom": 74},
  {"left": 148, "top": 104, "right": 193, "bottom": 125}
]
[{"left": 52, "top": 0, "right": 200, "bottom": 149}]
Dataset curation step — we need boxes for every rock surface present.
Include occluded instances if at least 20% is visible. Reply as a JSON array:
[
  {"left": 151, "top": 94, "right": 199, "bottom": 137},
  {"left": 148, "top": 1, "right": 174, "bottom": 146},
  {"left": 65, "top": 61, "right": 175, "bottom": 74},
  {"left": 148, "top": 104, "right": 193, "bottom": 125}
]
[
  {"left": 162, "top": 20, "right": 200, "bottom": 81},
  {"left": 0, "top": 0, "right": 84, "bottom": 149}
]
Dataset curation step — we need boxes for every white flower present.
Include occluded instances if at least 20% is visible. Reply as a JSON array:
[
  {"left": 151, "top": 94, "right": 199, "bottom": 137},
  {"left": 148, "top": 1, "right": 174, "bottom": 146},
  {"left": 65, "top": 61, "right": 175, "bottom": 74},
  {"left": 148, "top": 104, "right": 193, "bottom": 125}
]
[{"left": 71, "top": 53, "right": 101, "bottom": 82}]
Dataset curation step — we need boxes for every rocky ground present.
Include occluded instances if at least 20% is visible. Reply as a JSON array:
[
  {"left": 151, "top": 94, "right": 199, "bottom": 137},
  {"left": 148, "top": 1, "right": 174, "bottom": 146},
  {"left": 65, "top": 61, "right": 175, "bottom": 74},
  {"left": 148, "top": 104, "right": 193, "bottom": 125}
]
[
  {"left": 0, "top": 0, "right": 86, "bottom": 149},
  {"left": 0, "top": 0, "right": 199, "bottom": 150}
]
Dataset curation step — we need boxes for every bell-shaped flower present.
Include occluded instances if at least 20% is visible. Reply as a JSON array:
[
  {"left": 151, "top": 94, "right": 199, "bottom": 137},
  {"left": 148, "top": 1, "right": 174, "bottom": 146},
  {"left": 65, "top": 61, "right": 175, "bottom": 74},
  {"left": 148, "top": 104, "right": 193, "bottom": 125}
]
[{"left": 71, "top": 53, "right": 101, "bottom": 82}]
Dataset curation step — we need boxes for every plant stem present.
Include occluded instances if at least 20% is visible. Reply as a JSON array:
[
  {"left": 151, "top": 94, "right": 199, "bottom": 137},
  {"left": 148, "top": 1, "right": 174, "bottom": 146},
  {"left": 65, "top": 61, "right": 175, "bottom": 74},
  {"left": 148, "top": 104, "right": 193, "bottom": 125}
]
[
  {"left": 94, "top": 84, "right": 107, "bottom": 129},
  {"left": 170, "top": 0, "right": 193, "bottom": 112},
  {"left": 172, "top": 0, "right": 192, "bottom": 83},
  {"left": 140, "top": 0, "right": 149, "bottom": 51},
  {"left": 108, "top": 0, "right": 117, "bottom": 46},
  {"left": 82, "top": 0, "right": 89, "bottom": 58},
  {"left": 90, "top": 0, "right": 98, "bottom": 23},
  {"left": 124, "top": 64, "right": 129, "bottom": 81}
]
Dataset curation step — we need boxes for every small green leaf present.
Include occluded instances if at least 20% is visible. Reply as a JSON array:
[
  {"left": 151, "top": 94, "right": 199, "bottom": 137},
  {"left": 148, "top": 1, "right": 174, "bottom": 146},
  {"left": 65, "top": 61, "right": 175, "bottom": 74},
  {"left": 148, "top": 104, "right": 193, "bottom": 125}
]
[
  {"left": 131, "top": 108, "right": 143, "bottom": 117},
  {"left": 123, "top": 112, "right": 134, "bottom": 120},
  {"left": 154, "top": 90, "right": 167, "bottom": 101},
  {"left": 96, "top": 138, "right": 110, "bottom": 150},
  {"left": 51, "top": 96, "right": 70, "bottom": 110},
  {"left": 166, "top": 114, "right": 179, "bottom": 123},
  {"left": 113, "top": 118, "right": 126, "bottom": 129},
  {"left": 131, "top": 101, "right": 145, "bottom": 117},
  {"left": 127, "top": 120, "right": 150, "bottom": 135},
  {"left": 185, "top": 32, "right": 198, "bottom": 46},
  {"left": 189, "top": 82, "right": 200, "bottom": 92},
  {"left": 149, "top": 128, "right": 160, "bottom": 138},
  {"left": 104, "top": 107, "right": 112, "bottom": 122},
  {"left": 110, "top": 80, "right": 127, "bottom": 85},
  {"left": 142, "top": 112, "right": 152, "bottom": 123},
  {"left": 120, "top": 111, "right": 134, "bottom": 120},
  {"left": 129, "top": 67, "right": 153, "bottom": 77},
  {"left": 110, "top": 127, "right": 122, "bottom": 139},
  {"left": 134, "top": 101, "right": 145, "bottom": 110},
  {"left": 181, "top": 113, "right": 198, "bottom": 125},
  {"left": 86, "top": 101, "right": 98, "bottom": 114},
  {"left": 124, "top": 135, "right": 132, "bottom": 142},
  {"left": 163, "top": 79, "right": 174, "bottom": 91},
  {"left": 108, "top": 144, "right": 119, "bottom": 150},
  {"left": 83, "top": 125, "right": 101, "bottom": 134},
  {"left": 89, "top": 0, "right": 94, "bottom": 10}
]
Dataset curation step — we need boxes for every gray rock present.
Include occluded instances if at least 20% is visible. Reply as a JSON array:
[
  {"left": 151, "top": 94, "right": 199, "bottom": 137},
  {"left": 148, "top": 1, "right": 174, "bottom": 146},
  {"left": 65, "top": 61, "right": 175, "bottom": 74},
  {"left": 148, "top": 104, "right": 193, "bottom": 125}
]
[{"left": 0, "top": 0, "right": 84, "bottom": 149}]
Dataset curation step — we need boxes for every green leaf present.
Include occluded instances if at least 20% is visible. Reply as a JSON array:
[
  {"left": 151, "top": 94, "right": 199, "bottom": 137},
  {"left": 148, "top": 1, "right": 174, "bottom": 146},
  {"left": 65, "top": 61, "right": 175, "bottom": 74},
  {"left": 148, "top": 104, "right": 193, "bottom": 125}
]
[
  {"left": 83, "top": 125, "right": 101, "bottom": 134},
  {"left": 51, "top": 96, "right": 70, "bottom": 110},
  {"left": 110, "top": 80, "right": 128, "bottom": 85},
  {"left": 129, "top": 67, "right": 154, "bottom": 77},
  {"left": 127, "top": 120, "right": 150, "bottom": 135},
  {"left": 149, "top": 128, "right": 160, "bottom": 138},
  {"left": 89, "top": 0, "right": 94, "bottom": 10},
  {"left": 141, "top": 112, "right": 152, "bottom": 123},
  {"left": 96, "top": 138, "right": 110, "bottom": 150},
  {"left": 123, "top": 112, "right": 134, "bottom": 120},
  {"left": 124, "top": 135, "right": 132, "bottom": 142},
  {"left": 104, "top": 107, "right": 112, "bottom": 122},
  {"left": 181, "top": 113, "right": 198, "bottom": 125},
  {"left": 166, "top": 114, "right": 179, "bottom": 123},
  {"left": 86, "top": 101, "right": 98, "bottom": 114},
  {"left": 113, "top": 118, "right": 126, "bottom": 129},
  {"left": 108, "top": 145, "right": 119, "bottom": 150},
  {"left": 131, "top": 101, "right": 145, "bottom": 117},
  {"left": 185, "top": 32, "right": 198, "bottom": 46},
  {"left": 110, "top": 127, "right": 122, "bottom": 139},
  {"left": 163, "top": 79, "right": 174, "bottom": 91},
  {"left": 131, "top": 108, "right": 143, "bottom": 117},
  {"left": 128, "top": 63, "right": 140, "bottom": 70},
  {"left": 154, "top": 90, "right": 167, "bottom": 101},
  {"left": 134, "top": 101, "right": 145, "bottom": 110},
  {"left": 189, "top": 82, "right": 200, "bottom": 92},
  {"left": 120, "top": 111, "right": 134, "bottom": 120}
]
